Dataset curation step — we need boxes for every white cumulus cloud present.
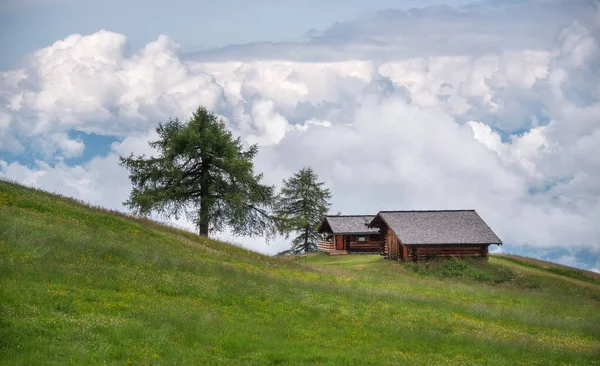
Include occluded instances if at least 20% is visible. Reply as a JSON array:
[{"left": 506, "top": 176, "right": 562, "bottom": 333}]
[{"left": 1, "top": 0, "right": 600, "bottom": 268}]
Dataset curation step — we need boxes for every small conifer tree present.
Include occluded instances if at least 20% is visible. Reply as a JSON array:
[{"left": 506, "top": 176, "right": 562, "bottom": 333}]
[{"left": 276, "top": 167, "right": 331, "bottom": 254}]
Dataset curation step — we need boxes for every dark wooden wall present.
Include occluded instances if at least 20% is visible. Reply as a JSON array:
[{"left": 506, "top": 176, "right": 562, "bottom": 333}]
[
  {"left": 376, "top": 220, "right": 491, "bottom": 261},
  {"left": 406, "top": 244, "right": 489, "bottom": 261},
  {"left": 381, "top": 227, "right": 389, "bottom": 256},
  {"left": 346, "top": 234, "right": 382, "bottom": 253},
  {"left": 332, "top": 234, "right": 382, "bottom": 252},
  {"left": 384, "top": 229, "right": 401, "bottom": 259}
]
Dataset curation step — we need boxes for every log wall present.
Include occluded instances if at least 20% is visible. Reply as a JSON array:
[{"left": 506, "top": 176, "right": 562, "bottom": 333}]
[
  {"left": 346, "top": 234, "right": 382, "bottom": 253},
  {"left": 379, "top": 228, "right": 388, "bottom": 258},
  {"left": 382, "top": 227, "right": 389, "bottom": 256},
  {"left": 319, "top": 235, "right": 383, "bottom": 254},
  {"left": 387, "top": 231, "right": 399, "bottom": 260},
  {"left": 370, "top": 219, "right": 492, "bottom": 261},
  {"left": 407, "top": 244, "right": 490, "bottom": 261}
]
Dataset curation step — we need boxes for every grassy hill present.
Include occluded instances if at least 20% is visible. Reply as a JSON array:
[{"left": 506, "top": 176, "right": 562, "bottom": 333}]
[{"left": 1, "top": 180, "right": 599, "bottom": 365}]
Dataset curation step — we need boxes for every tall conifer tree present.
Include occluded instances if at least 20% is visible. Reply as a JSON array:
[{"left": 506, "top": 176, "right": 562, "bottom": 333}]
[{"left": 120, "top": 106, "right": 276, "bottom": 238}]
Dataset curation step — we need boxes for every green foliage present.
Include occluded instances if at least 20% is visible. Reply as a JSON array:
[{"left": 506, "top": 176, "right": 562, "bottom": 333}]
[
  {"left": 406, "top": 257, "right": 516, "bottom": 284},
  {"left": 119, "top": 106, "right": 276, "bottom": 238},
  {"left": 275, "top": 167, "right": 331, "bottom": 254},
  {"left": 1, "top": 180, "right": 600, "bottom": 365}
]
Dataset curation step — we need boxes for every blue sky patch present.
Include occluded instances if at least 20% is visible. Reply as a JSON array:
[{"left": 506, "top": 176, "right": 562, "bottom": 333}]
[{"left": 65, "top": 131, "right": 120, "bottom": 166}]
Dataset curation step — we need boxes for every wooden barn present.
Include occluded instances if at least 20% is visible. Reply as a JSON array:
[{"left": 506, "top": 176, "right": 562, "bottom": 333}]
[
  {"left": 317, "top": 215, "right": 382, "bottom": 255},
  {"left": 369, "top": 210, "right": 502, "bottom": 261}
]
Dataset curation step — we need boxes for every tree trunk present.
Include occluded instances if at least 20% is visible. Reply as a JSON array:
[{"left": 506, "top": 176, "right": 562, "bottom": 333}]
[
  {"left": 304, "top": 226, "right": 309, "bottom": 253},
  {"left": 198, "top": 159, "right": 211, "bottom": 237},
  {"left": 198, "top": 197, "right": 210, "bottom": 237},
  {"left": 198, "top": 212, "right": 209, "bottom": 237}
]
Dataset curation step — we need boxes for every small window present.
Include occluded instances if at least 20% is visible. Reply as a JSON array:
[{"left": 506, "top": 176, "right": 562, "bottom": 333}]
[{"left": 358, "top": 236, "right": 366, "bottom": 242}]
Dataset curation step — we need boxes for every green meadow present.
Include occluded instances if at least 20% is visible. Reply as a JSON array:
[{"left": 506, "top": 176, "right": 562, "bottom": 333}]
[{"left": 1, "top": 180, "right": 599, "bottom": 365}]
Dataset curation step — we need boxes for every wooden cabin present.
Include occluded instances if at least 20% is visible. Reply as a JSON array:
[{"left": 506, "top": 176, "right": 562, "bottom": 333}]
[
  {"left": 317, "top": 215, "right": 382, "bottom": 255},
  {"left": 369, "top": 210, "right": 502, "bottom": 261}
]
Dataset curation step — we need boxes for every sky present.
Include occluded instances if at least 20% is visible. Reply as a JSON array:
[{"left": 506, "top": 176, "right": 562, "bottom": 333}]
[
  {"left": 0, "top": 0, "right": 475, "bottom": 70},
  {"left": 1, "top": 0, "right": 599, "bottom": 271}
]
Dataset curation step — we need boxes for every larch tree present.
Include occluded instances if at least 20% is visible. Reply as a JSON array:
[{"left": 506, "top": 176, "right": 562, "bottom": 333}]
[
  {"left": 120, "top": 106, "right": 277, "bottom": 238},
  {"left": 276, "top": 167, "right": 331, "bottom": 254}
]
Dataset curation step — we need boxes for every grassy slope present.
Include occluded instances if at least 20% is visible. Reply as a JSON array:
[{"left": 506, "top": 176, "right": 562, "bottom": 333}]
[{"left": 0, "top": 180, "right": 599, "bottom": 365}]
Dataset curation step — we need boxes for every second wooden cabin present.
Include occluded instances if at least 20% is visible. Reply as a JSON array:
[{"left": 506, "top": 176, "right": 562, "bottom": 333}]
[{"left": 369, "top": 210, "right": 502, "bottom": 261}]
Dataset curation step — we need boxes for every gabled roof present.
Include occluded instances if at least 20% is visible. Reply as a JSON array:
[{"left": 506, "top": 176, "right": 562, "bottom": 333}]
[
  {"left": 318, "top": 215, "right": 379, "bottom": 235},
  {"left": 369, "top": 210, "right": 502, "bottom": 245}
]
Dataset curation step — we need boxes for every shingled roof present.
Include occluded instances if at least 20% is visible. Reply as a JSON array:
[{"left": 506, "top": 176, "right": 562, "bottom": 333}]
[
  {"left": 369, "top": 210, "right": 502, "bottom": 245},
  {"left": 318, "top": 215, "right": 379, "bottom": 235}
]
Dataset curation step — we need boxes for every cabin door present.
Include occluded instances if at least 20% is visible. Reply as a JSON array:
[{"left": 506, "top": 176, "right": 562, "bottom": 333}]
[{"left": 335, "top": 235, "right": 344, "bottom": 250}]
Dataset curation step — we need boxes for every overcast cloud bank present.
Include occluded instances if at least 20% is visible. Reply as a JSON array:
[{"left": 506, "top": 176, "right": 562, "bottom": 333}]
[{"left": 1, "top": 0, "right": 599, "bottom": 270}]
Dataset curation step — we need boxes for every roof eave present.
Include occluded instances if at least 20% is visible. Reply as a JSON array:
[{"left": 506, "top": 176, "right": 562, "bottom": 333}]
[
  {"left": 368, "top": 212, "right": 384, "bottom": 228},
  {"left": 317, "top": 217, "right": 331, "bottom": 233}
]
